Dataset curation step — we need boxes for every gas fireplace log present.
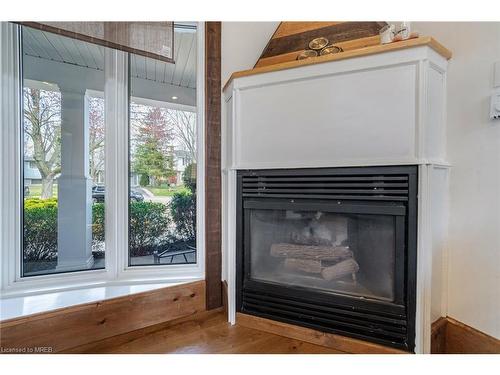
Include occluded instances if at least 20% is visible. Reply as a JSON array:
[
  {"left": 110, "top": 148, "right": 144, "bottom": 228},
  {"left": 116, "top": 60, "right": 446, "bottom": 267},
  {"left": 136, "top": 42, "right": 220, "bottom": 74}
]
[
  {"left": 321, "top": 258, "right": 360, "bottom": 281},
  {"left": 284, "top": 258, "right": 323, "bottom": 274},
  {"left": 270, "top": 243, "right": 353, "bottom": 261}
]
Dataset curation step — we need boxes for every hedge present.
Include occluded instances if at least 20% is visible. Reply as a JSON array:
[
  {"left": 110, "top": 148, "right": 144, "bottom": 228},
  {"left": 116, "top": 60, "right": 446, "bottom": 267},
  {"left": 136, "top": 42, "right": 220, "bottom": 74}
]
[
  {"left": 23, "top": 198, "right": 193, "bottom": 260},
  {"left": 170, "top": 189, "right": 196, "bottom": 241},
  {"left": 23, "top": 204, "right": 58, "bottom": 261},
  {"left": 129, "top": 201, "right": 171, "bottom": 257}
]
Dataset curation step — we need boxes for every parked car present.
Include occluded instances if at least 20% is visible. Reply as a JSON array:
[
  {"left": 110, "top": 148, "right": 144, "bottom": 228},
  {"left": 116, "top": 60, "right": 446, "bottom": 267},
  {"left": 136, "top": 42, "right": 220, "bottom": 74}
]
[{"left": 92, "top": 185, "right": 144, "bottom": 203}]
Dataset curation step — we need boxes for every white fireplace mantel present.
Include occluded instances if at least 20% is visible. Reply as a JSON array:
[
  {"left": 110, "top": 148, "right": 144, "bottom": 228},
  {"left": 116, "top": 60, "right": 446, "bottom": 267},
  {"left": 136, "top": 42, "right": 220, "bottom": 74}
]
[{"left": 222, "top": 38, "right": 451, "bottom": 354}]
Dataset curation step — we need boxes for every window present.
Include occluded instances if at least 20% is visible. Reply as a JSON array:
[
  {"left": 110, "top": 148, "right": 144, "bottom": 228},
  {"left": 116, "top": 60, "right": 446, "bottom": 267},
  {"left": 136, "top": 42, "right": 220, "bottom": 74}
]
[
  {"left": 129, "top": 51, "right": 198, "bottom": 266},
  {"left": 21, "top": 27, "right": 107, "bottom": 276},
  {"left": 0, "top": 22, "right": 204, "bottom": 295}
]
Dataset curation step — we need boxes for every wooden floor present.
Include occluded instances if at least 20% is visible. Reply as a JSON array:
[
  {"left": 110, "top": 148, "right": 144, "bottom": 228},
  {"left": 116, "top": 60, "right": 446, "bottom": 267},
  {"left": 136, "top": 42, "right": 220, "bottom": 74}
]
[{"left": 67, "top": 309, "right": 346, "bottom": 354}]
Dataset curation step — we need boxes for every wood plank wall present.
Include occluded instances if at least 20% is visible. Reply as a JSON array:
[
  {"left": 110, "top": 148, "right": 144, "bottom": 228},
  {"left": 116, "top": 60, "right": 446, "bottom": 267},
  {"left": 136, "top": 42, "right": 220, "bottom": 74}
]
[
  {"left": 255, "top": 21, "right": 386, "bottom": 68},
  {"left": 204, "top": 21, "right": 222, "bottom": 310},
  {"left": 0, "top": 281, "right": 206, "bottom": 353}
]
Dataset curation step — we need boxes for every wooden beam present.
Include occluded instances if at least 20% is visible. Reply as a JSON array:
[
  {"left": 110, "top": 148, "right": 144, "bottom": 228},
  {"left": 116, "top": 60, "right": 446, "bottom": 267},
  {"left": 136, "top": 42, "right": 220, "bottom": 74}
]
[
  {"left": 204, "top": 21, "right": 222, "bottom": 310},
  {"left": 0, "top": 281, "right": 206, "bottom": 353},
  {"left": 236, "top": 312, "right": 407, "bottom": 354}
]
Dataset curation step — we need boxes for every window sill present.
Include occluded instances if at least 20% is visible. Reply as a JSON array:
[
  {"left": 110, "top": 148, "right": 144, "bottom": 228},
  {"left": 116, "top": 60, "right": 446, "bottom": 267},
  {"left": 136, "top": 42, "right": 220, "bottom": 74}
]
[{"left": 0, "top": 280, "right": 198, "bottom": 321}]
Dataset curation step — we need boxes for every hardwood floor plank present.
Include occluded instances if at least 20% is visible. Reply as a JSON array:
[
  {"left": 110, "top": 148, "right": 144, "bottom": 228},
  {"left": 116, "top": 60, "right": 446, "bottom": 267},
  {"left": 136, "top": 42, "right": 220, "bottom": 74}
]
[{"left": 80, "top": 310, "right": 345, "bottom": 354}]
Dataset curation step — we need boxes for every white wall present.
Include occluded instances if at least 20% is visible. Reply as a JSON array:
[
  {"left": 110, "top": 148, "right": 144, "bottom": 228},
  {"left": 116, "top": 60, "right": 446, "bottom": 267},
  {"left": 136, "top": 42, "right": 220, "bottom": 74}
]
[
  {"left": 220, "top": 22, "right": 278, "bottom": 281},
  {"left": 413, "top": 22, "right": 500, "bottom": 339},
  {"left": 221, "top": 22, "right": 279, "bottom": 86},
  {"left": 220, "top": 21, "right": 500, "bottom": 339}
]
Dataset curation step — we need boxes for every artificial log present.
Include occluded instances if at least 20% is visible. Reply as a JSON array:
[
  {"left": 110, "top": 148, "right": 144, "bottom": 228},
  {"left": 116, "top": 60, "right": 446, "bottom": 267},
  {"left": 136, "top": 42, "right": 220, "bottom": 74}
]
[
  {"left": 284, "top": 258, "right": 322, "bottom": 274},
  {"left": 270, "top": 243, "right": 352, "bottom": 261},
  {"left": 321, "top": 258, "right": 360, "bottom": 281}
]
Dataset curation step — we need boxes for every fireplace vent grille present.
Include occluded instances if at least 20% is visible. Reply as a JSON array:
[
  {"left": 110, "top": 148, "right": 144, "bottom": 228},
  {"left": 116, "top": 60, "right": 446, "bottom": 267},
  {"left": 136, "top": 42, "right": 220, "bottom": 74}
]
[
  {"left": 242, "top": 289, "right": 409, "bottom": 348},
  {"left": 241, "top": 171, "right": 410, "bottom": 201}
]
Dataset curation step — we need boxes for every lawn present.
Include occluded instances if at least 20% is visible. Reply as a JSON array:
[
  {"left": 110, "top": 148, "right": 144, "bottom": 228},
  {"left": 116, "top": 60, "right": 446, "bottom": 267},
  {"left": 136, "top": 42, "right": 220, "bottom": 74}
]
[
  {"left": 146, "top": 185, "right": 189, "bottom": 197},
  {"left": 27, "top": 184, "right": 58, "bottom": 198}
]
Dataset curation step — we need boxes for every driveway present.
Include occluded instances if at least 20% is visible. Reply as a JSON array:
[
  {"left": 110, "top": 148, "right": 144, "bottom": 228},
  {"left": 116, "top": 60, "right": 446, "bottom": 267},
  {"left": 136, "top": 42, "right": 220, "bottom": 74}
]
[{"left": 138, "top": 187, "right": 172, "bottom": 205}]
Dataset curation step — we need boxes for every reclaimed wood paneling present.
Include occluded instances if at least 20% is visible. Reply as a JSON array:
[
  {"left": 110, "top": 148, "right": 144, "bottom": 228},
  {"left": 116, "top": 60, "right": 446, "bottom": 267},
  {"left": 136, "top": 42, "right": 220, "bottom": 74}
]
[
  {"left": 204, "top": 21, "right": 222, "bottom": 310},
  {"left": 236, "top": 312, "right": 407, "bottom": 354},
  {"left": 272, "top": 22, "right": 342, "bottom": 39},
  {"left": 0, "top": 281, "right": 205, "bottom": 353},
  {"left": 260, "top": 22, "right": 386, "bottom": 59}
]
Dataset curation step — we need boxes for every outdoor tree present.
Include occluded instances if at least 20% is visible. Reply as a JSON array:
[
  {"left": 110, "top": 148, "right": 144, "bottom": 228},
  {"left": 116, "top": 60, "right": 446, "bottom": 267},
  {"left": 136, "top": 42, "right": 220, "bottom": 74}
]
[
  {"left": 166, "top": 109, "right": 197, "bottom": 162},
  {"left": 131, "top": 105, "right": 175, "bottom": 186},
  {"left": 88, "top": 97, "right": 105, "bottom": 183},
  {"left": 23, "top": 88, "right": 61, "bottom": 199}
]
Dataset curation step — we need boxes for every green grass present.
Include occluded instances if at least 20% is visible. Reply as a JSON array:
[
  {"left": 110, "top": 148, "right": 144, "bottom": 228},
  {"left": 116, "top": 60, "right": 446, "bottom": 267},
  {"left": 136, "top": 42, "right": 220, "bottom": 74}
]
[
  {"left": 146, "top": 185, "right": 188, "bottom": 197},
  {"left": 26, "top": 184, "right": 58, "bottom": 198}
]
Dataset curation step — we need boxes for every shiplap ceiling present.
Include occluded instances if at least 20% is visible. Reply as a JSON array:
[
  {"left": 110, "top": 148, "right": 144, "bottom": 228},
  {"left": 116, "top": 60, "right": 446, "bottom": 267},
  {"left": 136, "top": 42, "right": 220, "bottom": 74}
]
[{"left": 22, "top": 23, "right": 197, "bottom": 89}]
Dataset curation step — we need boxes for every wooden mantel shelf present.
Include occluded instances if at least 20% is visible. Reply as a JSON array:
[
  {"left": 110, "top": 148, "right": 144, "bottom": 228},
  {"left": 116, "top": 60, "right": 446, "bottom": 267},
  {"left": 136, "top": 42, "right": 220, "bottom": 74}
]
[{"left": 223, "top": 36, "right": 451, "bottom": 91}]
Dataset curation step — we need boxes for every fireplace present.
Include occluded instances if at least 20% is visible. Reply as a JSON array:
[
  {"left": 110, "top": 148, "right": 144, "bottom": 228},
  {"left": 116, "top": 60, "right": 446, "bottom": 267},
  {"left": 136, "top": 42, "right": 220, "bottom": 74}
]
[{"left": 236, "top": 166, "right": 417, "bottom": 351}]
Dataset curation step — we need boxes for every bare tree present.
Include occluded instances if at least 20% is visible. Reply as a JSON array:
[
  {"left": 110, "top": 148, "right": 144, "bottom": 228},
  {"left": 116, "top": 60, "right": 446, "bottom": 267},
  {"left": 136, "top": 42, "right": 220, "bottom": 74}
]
[
  {"left": 166, "top": 109, "right": 196, "bottom": 162},
  {"left": 88, "top": 97, "right": 105, "bottom": 183},
  {"left": 23, "top": 88, "right": 61, "bottom": 198}
]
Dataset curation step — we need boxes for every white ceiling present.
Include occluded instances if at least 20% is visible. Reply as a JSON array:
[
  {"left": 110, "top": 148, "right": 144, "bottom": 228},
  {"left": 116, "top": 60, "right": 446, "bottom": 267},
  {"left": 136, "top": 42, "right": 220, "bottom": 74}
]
[{"left": 22, "top": 23, "right": 197, "bottom": 90}]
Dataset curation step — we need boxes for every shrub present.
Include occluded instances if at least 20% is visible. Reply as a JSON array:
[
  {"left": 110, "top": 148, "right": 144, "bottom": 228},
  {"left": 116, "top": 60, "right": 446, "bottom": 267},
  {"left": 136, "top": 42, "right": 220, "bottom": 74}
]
[
  {"left": 129, "top": 201, "right": 171, "bottom": 257},
  {"left": 170, "top": 190, "right": 196, "bottom": 241},
  {"left": 23, "top": 199, "right": 177, "bottom": 261},
  {"left": 92, "top": 203, "right": 105, "bottom": 247},
  {"left": 23, "top": 205, "right": 58, "bottom": 261},
  {"left": 23, "top": 199, "right": 106, "bottom": 261},
  {"left": 25, "top": 197, "right": 57, "bottom": 209},
  {"left": 182, "top": 163, "right": 197, "bottom": 192}
]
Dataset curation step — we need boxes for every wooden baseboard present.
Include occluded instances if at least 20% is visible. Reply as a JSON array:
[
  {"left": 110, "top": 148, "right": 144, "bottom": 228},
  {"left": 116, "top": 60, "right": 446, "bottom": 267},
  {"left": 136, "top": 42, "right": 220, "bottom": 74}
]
[
  {"left": 0, "top": 280, "right": 206, "bottom": 353},
  {"left": 236, "top": 312, "right": 407, "bottom": 354},
  {"left": 64, "top": 307, "right": 224, "bottom": 353},
  {"left": 431, "top": 316, "right": 500, "bottom": 354}
]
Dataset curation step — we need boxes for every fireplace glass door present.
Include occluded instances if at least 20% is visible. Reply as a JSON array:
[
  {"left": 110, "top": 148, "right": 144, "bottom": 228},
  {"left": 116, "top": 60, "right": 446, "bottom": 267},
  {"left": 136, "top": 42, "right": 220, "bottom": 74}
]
[{"left": 244, "top": 201, "right": 406, "bottom": 304}]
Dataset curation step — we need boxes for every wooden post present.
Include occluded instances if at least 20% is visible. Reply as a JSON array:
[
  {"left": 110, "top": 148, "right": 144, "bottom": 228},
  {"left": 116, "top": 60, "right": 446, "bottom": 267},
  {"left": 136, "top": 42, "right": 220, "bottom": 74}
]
[{"left": 205, "top": 21, "right": 222, "bottom": 310}]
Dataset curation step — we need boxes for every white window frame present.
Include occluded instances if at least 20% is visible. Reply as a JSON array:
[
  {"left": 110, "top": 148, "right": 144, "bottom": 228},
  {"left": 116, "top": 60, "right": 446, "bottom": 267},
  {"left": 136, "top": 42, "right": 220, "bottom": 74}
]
[{"left": 0, "top": 22, "right": 205, "bottom": 298}]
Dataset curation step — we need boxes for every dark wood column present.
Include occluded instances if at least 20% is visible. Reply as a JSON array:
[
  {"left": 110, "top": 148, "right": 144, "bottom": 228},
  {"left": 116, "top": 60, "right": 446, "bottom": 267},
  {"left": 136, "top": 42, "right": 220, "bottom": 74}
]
[{"left": 204, "top": 21, "right": 222, "bottom": 310}]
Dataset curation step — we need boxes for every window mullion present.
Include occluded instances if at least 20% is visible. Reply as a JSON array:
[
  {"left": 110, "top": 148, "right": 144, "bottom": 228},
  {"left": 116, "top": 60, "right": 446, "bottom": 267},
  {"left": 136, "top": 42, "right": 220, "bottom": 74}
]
[
  {"left": 0, "top": 22, "right": 21, "bottom": 289},
  {"left": 104, "top": 49, "right": 129, "bottom": 279}
]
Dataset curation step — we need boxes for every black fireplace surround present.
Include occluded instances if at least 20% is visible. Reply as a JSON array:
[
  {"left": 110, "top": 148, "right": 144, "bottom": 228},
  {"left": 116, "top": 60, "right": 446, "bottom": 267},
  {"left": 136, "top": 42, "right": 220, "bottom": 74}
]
[{"left": 236, "top": 166, "right": 417, "bottom": 351}]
